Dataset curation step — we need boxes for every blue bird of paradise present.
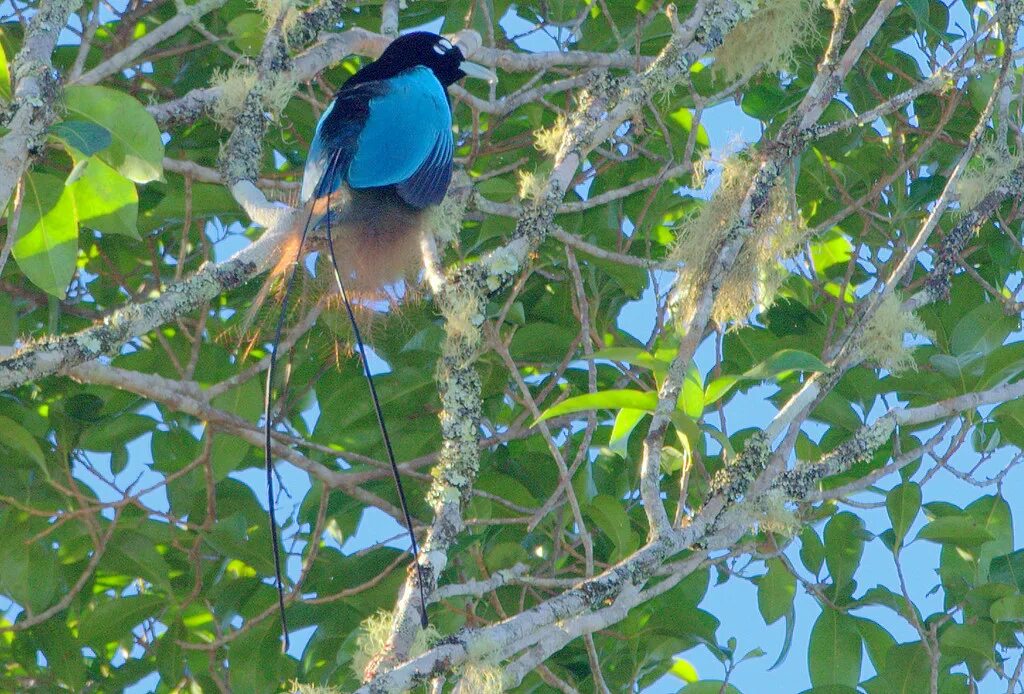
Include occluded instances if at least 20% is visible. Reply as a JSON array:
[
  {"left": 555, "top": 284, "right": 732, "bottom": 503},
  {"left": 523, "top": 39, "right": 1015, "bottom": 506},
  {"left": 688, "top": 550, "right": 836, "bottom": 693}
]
[
  {"left": 263, "top": 32, "right": 496, "bottom": 650},
  {"left": 300, "top": 31, "right": 497, "bottom": 289}
]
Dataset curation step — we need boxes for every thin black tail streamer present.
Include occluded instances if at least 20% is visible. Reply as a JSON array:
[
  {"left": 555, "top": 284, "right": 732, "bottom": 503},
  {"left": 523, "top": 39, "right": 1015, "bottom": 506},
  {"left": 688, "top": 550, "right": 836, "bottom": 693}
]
[
  {"left": 323, "top": 188, "right": 429, "bottom": 629},
  {"left": 263, "top": 202, "right": 317, "bottom": 653}
]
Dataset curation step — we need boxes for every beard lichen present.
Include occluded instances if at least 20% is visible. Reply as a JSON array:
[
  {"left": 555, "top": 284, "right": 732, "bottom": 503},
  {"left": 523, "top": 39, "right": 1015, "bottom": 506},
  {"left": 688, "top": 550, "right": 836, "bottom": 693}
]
[
  {"left": 956, "top": 141, "right": 1024, "bottom": 213},
  {"left": 211, "top": 65, "right": 296, "bottom": 127},
  {"left": 351, "top": 610, "right": 439, "bottom": 680},
  {"left": 534, "top": 115, "right": 568, "bottom": 156},
  {"left": 429, "top": 172, "right": 469, "bottom": 246},
  {"left": 671, "top": 155, "right": 804, "bottom": 326},
  {"left": 713, "top": 0, "right": 819, "bottom": 82},
  {"left": 460, "top": 663, "right": 505, "bottom": 694},
  {"left": 855, "top": 292, "right": 931, "bottom": 375},
  {"left": 252, "top": 0, "right": 300, "bottom": 34}
]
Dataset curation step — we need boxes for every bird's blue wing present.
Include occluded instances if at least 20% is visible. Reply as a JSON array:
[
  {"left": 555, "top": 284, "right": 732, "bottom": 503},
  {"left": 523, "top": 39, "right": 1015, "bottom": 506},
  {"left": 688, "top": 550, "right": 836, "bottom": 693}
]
[
  {"left": 395, "top": 130, "right": 453, "bottom": 208},
  {"left": 301, "top": 82, "right": 382, "bottom": 202},
  {"left": 301, "top": 66, "right": 454, "bottom": 207},
  {"left": 348, "top": 66, "right": 453, "bottom": 208}
]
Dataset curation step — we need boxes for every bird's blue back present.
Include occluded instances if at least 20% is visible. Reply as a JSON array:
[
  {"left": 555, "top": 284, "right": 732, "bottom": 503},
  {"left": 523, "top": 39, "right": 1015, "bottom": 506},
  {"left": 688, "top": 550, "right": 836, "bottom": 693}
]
[{"left": 302, "top": 66, "right": 454, "bottom": 209}]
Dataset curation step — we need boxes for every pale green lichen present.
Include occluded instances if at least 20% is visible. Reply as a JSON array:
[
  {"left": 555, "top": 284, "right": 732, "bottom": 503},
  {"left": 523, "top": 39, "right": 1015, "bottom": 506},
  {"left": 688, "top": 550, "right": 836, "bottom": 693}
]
[
  {"left": 251, "top": 0, "right": 300, "bottom": 32},
  {"left": 753, "top": 488, "right": 800, "bottom": 536},
  {"left": 442, "top": 288, "right": 485, "bottom": 340},
  {"left": 957, "top": 141, "right": 1024, "bottom": 213},
  {"left": 290, "top": 684, "right": 343, "bottom": 694},
  {"left": 671, "top": 155, "right": 803, "bottom": 326},
  {"left": 856, "top": 292, "right": 931, "bottom": 375},
  {"left": 462, "top": 663, "right": 504, "bottom": 694},
  {"left": 351, "top": 610, "right": 438, "bottom": 680},
  {"left": 534, "top": 115, "right": 568, "bottom": 156},
  {"left": 516, "top": 169, "right": 545, "bottom": 201},
  {"left": 210, "top": 65, "right": 296, "bottom": 127},
  {"left": 485, "top": 245, "right": 521, "bottom": 290},
  {"left": 714, "top": 0, "right": 819, "bottom": 82},
  {"left": 430, "top": 172, "right": 470, "bottom": 245}
]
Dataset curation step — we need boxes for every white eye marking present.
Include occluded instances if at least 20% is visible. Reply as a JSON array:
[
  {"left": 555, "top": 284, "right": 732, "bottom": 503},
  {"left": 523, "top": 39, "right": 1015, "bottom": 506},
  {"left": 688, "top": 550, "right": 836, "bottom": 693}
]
[{"left": 433, "top": 38, "right": 453, "bottom": 54}]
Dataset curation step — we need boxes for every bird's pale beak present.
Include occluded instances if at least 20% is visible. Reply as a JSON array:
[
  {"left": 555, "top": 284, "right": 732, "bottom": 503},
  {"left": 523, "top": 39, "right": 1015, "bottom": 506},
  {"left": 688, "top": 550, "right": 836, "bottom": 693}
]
[{"left": 460, "top": 60, "right": 498, "bottom": 83}]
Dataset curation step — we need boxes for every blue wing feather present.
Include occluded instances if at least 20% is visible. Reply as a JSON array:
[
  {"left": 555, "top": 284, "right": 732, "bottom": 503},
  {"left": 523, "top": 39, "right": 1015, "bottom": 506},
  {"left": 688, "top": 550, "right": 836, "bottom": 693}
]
[{"left": 301, "top": 66, "right": 454, "bottom": 208}]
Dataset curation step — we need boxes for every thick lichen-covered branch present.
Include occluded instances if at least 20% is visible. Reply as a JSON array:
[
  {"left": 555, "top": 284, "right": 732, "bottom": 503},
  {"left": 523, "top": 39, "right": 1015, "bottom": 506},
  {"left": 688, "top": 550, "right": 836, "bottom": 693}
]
[{"left": 0, "top": 0, "right": 84, "bottom": 213}]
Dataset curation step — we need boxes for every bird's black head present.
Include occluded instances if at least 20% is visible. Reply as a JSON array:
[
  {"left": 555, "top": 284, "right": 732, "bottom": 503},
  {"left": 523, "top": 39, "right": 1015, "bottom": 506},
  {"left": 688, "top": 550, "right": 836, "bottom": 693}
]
[{"left": 349, "top": 31, "right": 495, "bottom": 88}]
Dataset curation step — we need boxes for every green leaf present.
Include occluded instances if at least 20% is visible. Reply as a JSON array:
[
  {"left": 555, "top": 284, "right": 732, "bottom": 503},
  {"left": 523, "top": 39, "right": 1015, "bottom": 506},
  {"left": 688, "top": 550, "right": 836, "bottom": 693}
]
[
  {"left": 757, "top": 557, "right": 795, "bottom": 625},
  {"left": 916, "top": 516, "right": 995, "bottom": 547},
  {"left": 208, "top": 378, "right": 263, "bottom": 479},
  {"left": 853, "top": 618, "right": 897, "bottom": 674},
  {"left": 0, "top": 536, "right": 58, "bottom": 612},
  {"left": 32, "top": 620, "right": 87, "bottom": 689},
  {"left": 886, "top": 482, "right": 921, "bottom": 549},
  {"left": 78, "top": 594, "right": 166, "bottom": 649},
  {"left": 79, "top": 413, "right": 156, "bottom": 452},
  {"left": 537, "top": 389, "right": 657, "bottom": 422},
  {"left": 680, "top": 683, "right": 742, "bottom": 694},
  {"left": 768, "top": 608, "right": 796, "bottom": 670},
  {"left": 938, "top": 622, "right": 996, "bottom": 665},
  {"left": 64, "top": 85, "right": 164, "bottom": 183},
  {"left": 800, "top": 526, "right": 825, "bottom": 575},
  {"left": 608, "top": 407, "right": 646, "bottom": 457},
  {"left": 70, "top": 156, "right": 140, "bottom": 238},
  {"left": 744, "top": 349, "right": 827, "bottom": 379},
  {"left": 824, "top": 512, "right": 865, "bottom": 589},
  {"left": 705, "top": 349, "right": 826, "bottom": 405},
  {"left": 808, "top": 608, "right": 862, "bottom": 687},
  {"left": 0, "top": 414, "right": 49, "bottom": 478},
  {"left": 12, "top": 171, "right": 79, "bottom": 298},
  {"left": 989, "top": 549, "right": 1024, "bottom": 590},
  {"left": 203, "top": 514, "right": 276, "bottom": 575},
  {"left": 584, "top": 495, "right": 638, "bottom": 561},
  {"left": 0, "top": 40, "right": 9, "bottom": 101},
  {"left": 990, "top": 595, "right": 1024, "bottom": 622},
  {"left": 50, "top": 120, "right": 112, "bottom": 156},
  {"left": 877, "top": 642, "right": 931, "bottom": 694}
]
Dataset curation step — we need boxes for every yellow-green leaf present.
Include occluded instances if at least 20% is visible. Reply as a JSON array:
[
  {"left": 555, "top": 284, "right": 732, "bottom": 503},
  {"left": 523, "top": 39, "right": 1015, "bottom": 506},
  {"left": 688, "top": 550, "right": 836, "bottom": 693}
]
[
  {"left": 669, "top": 658, "right": 698, "bottom": 683},
  {"left": 13, "top": 172, "right": 79, "bottom": 298},
  {"left": 64, "top": 85, "right": 164, "bottom": 184},
  {"left": 70, "top": 157, "right": 139, "bottom": 238},
  {"left": 537, "top": 389, "right": 657, "bottom": 422}
]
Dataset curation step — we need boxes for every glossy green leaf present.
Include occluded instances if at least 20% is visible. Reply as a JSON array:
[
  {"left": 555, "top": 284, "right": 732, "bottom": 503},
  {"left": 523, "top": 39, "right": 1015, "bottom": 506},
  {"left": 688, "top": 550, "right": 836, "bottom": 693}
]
[
  {"left": 877, "top": 642, "right": 930, "bottom": 694},
  {"left": 585, "top": 495, "right": 638, "bottom": 561},
  {"left": 757, "top": 558, "right": 795, "bottom": 625},
  {"left": 608, "top": 407, "right": 646, "bottom": 457},
  {"left": 0, "top": 414, "right": 49, "bottom": 478},
  {"left": 705, "top": 349, "right": 826, "bottom": 404},
  {"left": 50, "top": 120, "right": 112, "bottom": 156},
  {"left": 989, "top": 549, "right": 1024, "bottom": 590},
  {"left": 537, "top": 389, "right": 657, "bottom": 422},
  {"left": 989, "top": 594, "right": 1024, "bottom": 622},
  {"left": 680, "top": 683, "right": 742, "bottom": 694},
  {"left": 824, "top": 512, "right": 865, "bottom": 589},
  {"left": 886, "top": 482, "right": 921, "bottom": 549},
  {"left": 916, "top": 516, "right": 995, "bottom": 547},
  {"left": 64, "top": 85, "right": 164, "bottom": 183},
  {"left": 800, "top": 526, "right": 825, "bottom": 575},
  {"left": 12, "top": 171, "right": 79, "bottom": 298},
  {"left": 808, "top": 608, "right": 862, "bottom": 687},
  {"left": 70, "top": 156, "right": 140, "bottom": 238},
  {"left": 0, "top": 40, "right": 9, "bottom": 100},
  {"left": 78, "top": 594, "right": 166, "bottom": 649}
]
